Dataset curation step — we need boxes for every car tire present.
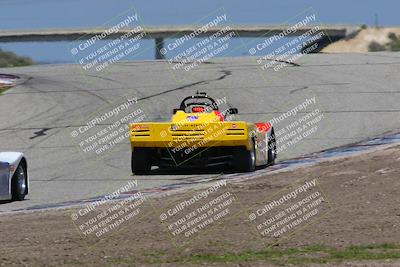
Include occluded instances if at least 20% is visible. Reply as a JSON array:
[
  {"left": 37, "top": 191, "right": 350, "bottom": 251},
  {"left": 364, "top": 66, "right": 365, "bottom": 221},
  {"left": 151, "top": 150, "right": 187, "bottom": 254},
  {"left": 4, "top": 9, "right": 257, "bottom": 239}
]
[
  {"left": 267, "top": 130, "right": 277, "bottom": 166},
  {"left": 11, "top": 164, "right": 27, "bottom": 201},
  {"left": 234, "top": 142, "right": 256, "bottom": 172},
  {"left": 131, "top": 148, "right": 152, "bottom": 175}
]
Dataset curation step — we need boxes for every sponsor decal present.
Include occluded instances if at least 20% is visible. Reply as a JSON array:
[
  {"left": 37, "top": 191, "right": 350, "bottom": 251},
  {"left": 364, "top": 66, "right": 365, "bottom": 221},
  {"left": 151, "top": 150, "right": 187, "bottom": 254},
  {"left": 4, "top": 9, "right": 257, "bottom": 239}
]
[
  {"left": 186, "top": 116, "right": 199, "bottom": 122},
  {"left": 132, "top": 125, "right": 149, "bottom": 130}
]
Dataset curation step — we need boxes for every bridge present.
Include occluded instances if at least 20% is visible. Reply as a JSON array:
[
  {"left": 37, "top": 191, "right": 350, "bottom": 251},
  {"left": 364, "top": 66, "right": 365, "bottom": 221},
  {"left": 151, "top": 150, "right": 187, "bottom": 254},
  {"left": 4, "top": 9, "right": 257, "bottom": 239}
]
[{"left": 0, "top": 25, "right": 360, "bottom": 59}]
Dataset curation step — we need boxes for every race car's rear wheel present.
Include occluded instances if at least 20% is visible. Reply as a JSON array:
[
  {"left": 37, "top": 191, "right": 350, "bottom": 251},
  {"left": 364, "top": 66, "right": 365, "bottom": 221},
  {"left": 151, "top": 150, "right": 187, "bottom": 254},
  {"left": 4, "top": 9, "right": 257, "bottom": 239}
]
[
  {"left": 11, "top": 164, "right": 27, "bottom": 201},
  {"left": 267, "top": 130, "right": 277, "bottom": 165},
  {"left": 234, "top": 142, "right": 256, "bottom": 172},
  {"left": 131, "top": 148, "right": 152, "bottom": 175}
]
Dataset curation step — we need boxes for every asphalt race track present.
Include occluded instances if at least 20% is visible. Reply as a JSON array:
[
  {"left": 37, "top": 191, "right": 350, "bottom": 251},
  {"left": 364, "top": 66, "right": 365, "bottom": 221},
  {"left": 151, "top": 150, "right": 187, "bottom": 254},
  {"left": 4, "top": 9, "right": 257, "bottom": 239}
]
[{"left": 1, "top": 52, "right": 400, "bottom": 212}]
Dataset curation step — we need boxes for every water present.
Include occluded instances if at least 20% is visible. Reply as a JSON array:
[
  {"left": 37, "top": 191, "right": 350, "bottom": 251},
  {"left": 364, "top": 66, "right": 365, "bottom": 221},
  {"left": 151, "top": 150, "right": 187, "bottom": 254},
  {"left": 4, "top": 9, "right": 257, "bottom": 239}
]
[{"left": 0, "top": 0, "right": 399, "bottom": 64}]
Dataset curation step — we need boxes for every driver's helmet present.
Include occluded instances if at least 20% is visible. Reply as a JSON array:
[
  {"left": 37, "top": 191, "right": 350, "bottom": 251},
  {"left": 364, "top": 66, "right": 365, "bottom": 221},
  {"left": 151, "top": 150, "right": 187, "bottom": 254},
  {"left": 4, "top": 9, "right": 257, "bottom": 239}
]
[{"left": 184, "top": 103, "right": 214, "bottom": 113}]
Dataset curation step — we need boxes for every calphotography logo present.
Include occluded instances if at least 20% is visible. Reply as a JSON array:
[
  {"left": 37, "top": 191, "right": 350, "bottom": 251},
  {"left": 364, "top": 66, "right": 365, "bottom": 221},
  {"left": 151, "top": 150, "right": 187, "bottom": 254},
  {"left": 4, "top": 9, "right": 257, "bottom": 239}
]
[
  {"left": 69, "top": 96, "right": 145, "bottom": 158},
  {"left": 162, "top": 95, "right": 234, "bottom": 167},
  {"left": 245, "top": 9, "right": 331, "bottom": 76},
  {"left": 246, "top": 177, "right": 332, "bottom": 246},
  {"left": 70, "top": 180, "right": 147, "bottom": 241},
  {"left": 69, "top": 7, "right": 148, "bottom": 73},
  {"left": 155, "top": 180, "right": 239, "bottom": 246},
  {"left": 161, "top": 8, "right": 244, "bottom": 83},
  {"left": 255, "top": 95, "right": 327, "bottom": 158}
]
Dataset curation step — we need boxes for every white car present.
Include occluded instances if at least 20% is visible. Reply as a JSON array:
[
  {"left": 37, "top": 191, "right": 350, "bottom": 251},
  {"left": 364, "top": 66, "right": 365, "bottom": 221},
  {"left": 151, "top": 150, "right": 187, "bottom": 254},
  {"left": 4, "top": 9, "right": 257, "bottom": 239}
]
[{"left": 0, "top": 152, "right": 28, "bottom": 201}]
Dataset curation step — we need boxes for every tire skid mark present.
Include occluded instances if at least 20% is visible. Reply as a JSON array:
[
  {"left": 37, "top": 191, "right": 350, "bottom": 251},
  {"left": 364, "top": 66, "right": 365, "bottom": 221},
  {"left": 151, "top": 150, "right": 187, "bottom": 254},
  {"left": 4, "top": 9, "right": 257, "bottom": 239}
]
[{"left": 137, "top": 70, "right": 232, "bottom": 101}]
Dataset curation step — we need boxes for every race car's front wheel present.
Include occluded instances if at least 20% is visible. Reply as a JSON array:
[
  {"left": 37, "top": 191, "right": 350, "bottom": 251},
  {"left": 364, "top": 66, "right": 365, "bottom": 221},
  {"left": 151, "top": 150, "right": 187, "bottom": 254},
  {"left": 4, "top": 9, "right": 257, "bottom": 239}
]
[
  {"left": 131, "top": 148, "right": 152, "bottom": 175},
  {"left": 234, "top": 142, "right": 256, "bottom": 172},
  {"left": 11, "top": 164, "right": 27, "bottom": 201}
]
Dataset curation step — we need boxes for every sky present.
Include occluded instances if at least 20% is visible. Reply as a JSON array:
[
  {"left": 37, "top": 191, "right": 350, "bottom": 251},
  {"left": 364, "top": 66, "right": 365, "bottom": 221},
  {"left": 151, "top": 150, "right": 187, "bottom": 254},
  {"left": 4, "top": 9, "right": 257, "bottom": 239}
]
[{"left": 0, "top": 0, "right": 398, "bottom": 28}]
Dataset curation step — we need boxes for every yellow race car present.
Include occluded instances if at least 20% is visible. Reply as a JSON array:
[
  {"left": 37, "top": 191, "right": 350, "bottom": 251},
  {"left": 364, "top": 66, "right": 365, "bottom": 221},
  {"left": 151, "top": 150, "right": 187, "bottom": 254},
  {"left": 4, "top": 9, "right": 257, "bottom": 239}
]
[{"left": 129, "top": 92, "right": 276, "bottom": 174}]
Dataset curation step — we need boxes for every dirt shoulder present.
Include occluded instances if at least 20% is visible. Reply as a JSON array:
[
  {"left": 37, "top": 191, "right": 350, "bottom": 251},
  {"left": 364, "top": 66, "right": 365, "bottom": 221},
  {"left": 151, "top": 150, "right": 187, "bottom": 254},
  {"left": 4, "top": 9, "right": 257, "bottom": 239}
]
[
  {"left": 1, "top": 145, "right": 400, "bottom": 266},
  {"left": 322, "top": 27, "right": 400, "bottom": 53}
]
